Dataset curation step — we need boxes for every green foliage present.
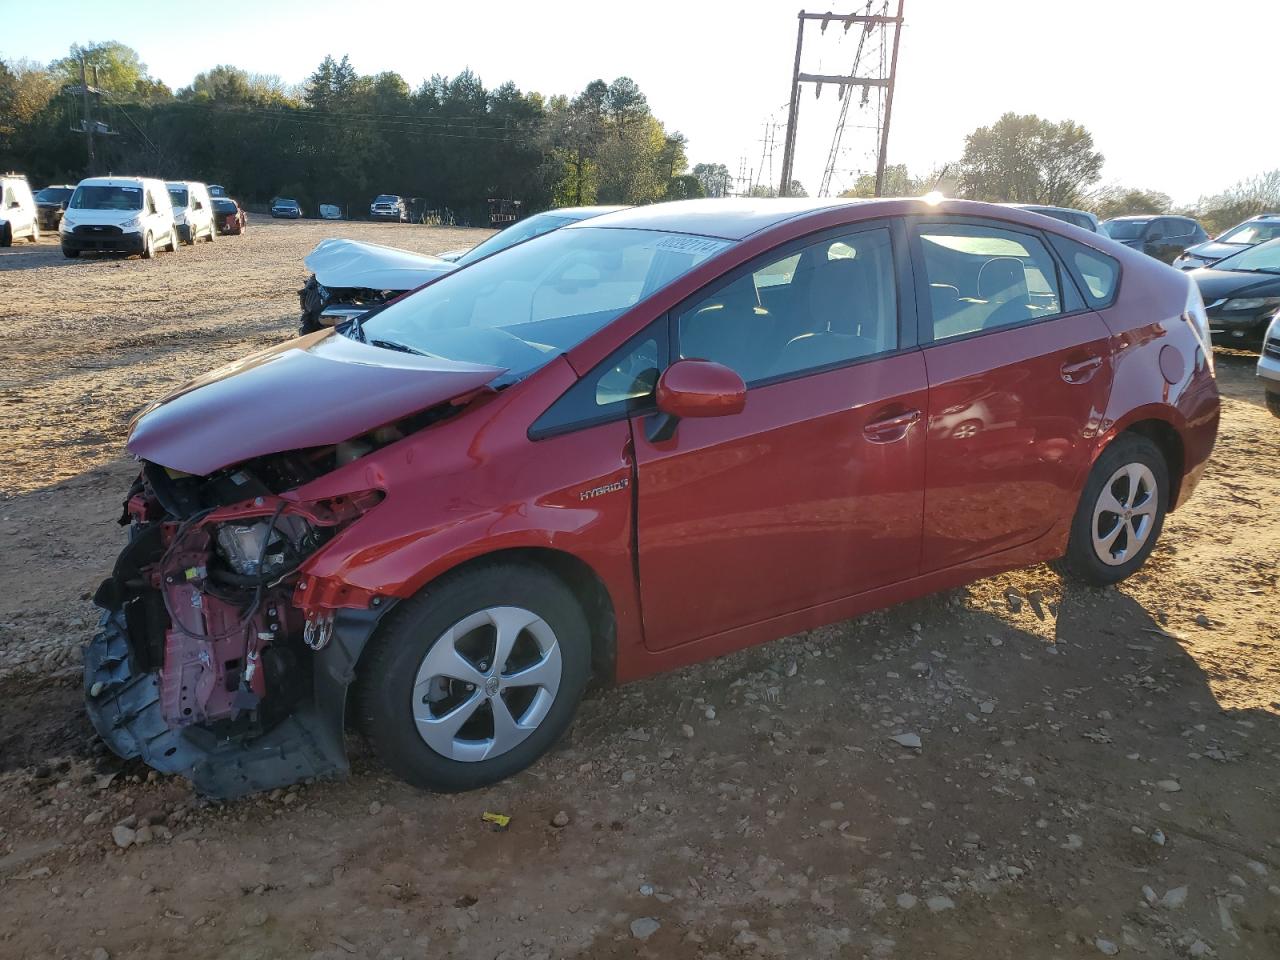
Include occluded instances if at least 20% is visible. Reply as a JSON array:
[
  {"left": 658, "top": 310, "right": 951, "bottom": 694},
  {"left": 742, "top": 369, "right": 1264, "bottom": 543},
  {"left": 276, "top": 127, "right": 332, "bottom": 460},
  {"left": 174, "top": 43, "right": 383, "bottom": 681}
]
[
  {"left": 1086, "top": 186, "right": 1172, "bottom": 220},
  {"left": 1192, "top": 170, "right": 1280, "bottom": 235},
  {"left": 838, "top": 163, "right": 943, "bottom": 198},
  {"left": 958, "top": 112, "right": 1103, "bottom": 206},
  {"left": 693, "top": 163, "right": 732, "bottom": 198},
  {"left": 50, "top": 41, "right": 170, "bottom": 101},
  {"left": 4, "top": 49, "right": 692, "bottom": 222}
]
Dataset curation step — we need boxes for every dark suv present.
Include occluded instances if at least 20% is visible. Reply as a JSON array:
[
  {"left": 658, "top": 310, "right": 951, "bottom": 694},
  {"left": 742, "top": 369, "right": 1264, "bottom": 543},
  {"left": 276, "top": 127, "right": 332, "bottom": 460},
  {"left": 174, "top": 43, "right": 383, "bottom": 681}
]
[
  {"left": 1102, "top": 215, "right": 1209, "bottom": 264},
  {"left": 35, "top": 185, "right": 76, "bottom": 230}
]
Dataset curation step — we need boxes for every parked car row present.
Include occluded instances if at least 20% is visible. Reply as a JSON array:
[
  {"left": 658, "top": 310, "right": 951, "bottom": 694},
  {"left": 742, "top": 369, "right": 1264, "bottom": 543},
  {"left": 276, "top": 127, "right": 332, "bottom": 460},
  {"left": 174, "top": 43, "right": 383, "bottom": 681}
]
[{"left": 55, "top": 176, "right": 248, "bottom": 258}]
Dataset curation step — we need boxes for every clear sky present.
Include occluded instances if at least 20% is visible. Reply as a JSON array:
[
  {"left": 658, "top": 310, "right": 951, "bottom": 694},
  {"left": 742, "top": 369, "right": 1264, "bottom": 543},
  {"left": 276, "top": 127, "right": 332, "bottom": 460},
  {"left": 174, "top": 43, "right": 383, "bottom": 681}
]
[{"left": 4, "top": 0, "right": 1276, "bottom": 205}]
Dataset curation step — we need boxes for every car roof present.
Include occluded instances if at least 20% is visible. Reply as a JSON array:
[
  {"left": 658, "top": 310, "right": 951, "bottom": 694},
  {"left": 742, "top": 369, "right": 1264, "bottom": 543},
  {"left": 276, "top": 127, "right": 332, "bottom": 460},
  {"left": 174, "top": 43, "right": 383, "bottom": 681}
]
[
  {"left": 551, "top": 205, "right": 629, "bottom": 220},
  {"left": 569, "top": 197, "right": 875, "bottom": 241}
]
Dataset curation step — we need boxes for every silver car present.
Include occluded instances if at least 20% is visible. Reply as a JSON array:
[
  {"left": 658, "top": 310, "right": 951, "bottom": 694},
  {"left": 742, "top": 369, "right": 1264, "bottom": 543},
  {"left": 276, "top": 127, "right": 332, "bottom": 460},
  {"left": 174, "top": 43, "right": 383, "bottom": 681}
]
[{"left": 1173, "top": 214, "right": 1280, "bottom": 270}]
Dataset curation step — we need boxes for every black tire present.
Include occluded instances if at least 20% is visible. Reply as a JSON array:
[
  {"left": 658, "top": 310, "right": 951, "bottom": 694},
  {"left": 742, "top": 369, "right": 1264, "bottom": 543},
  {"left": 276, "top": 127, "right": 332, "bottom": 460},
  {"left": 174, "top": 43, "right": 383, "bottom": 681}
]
[
  {"left": 354, "top": 562, "right": 591, "bottom": 791},
  {"left": 1266, "top": 391, "right": 1280, "bottom": 419},
  {"left": 141, "top": 232, "right": 155, "bottom": 259},
  {"left": 62, "top": 246, "right": 79, "bottom": 259},
  {"left": 1062, "top": 434, "right": 1169, "bottom": 586},
  {"left": 0, "top": 224, "right": 10, "bottom": 247}
]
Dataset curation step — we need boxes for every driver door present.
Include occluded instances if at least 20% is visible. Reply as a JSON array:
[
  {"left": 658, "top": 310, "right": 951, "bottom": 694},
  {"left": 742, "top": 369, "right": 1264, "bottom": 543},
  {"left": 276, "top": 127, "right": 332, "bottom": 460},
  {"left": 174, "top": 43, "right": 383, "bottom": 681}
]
[{"left": 631, "top": 223, "right": 928, "bottom": 651}]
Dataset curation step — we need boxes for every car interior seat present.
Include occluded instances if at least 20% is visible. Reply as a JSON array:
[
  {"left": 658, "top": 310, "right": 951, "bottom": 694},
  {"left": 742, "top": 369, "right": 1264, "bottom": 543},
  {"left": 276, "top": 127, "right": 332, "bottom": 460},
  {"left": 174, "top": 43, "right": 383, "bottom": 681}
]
[{"left": 977, "top": 257, "right": 1031, "bottom": 330}]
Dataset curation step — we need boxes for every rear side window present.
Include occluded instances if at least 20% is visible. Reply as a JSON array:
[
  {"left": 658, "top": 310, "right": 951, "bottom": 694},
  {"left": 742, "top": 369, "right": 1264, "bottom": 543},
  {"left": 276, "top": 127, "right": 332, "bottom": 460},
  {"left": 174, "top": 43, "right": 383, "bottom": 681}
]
[
  {"left": 1047, "top": 234, "right": 1120, "bottom": 309},
  {"left": 917, "top": 223, "right": 1062, "bottom": 341}
]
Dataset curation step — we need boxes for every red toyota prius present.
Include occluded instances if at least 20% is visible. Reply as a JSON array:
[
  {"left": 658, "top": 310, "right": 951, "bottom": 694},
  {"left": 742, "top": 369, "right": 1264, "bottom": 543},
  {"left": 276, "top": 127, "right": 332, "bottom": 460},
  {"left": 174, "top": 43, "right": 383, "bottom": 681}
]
[{"left": 89, "top": 198, "right": 1219, "bottom": 797}]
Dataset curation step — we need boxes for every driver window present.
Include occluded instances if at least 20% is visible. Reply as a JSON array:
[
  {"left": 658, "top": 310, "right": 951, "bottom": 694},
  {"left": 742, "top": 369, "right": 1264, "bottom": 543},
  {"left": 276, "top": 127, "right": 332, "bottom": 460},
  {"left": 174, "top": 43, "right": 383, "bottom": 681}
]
[
  {"left": 1146, "top": 220, "right": 1165, "bottom": 240},
  {"left": 675, "top": 227, "right": 899, "bottom": 385}
]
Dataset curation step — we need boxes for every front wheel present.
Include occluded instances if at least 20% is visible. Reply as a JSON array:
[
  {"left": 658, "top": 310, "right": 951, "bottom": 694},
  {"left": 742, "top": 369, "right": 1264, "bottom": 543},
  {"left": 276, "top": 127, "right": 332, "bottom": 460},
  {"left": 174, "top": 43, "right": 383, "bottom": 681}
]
[
  {"left": 1063, "top": 434, "right": 1168, "bottom": 586},
  {"left": 355, "top": 563, "right": 591, "bottom": 792},
  {"left": 1266, "top": 391, "right": 1280, "bottom": 419},
  {"left": 141, "top": 232, "right": 155, "bottom": 259}
]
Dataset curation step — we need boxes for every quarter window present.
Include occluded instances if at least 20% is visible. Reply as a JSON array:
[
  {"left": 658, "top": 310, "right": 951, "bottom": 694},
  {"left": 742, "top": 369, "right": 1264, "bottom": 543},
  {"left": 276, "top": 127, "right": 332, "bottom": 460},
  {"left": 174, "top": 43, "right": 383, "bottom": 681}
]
[
  {"left": 918, "top": 224, "right": 1063, "bottom": 340},
  {"left": 675, "top": 227, "right": 898, "bottom": 385},
  {"left": 1048, "top": 234, "right": 1120, "bottom": 309},
  {"left": 530, "top": 328, "right": 667, "bottom": 438}
]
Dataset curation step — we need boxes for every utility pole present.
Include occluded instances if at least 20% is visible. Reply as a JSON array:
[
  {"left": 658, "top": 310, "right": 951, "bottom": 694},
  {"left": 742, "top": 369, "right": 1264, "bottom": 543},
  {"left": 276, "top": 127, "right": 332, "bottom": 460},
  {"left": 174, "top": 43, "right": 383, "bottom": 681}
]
[
  {"left": 80, "top": 56, "right": 96, "bottom": 175},
  {"left": 778, "top": 6, "right": 905, "bottom": 198},
  {"left": 778, "top": 14, "right": 805, "bottom": 198},
  {"left": 873, "top": 0, "right": 906, "bottom": 197}
]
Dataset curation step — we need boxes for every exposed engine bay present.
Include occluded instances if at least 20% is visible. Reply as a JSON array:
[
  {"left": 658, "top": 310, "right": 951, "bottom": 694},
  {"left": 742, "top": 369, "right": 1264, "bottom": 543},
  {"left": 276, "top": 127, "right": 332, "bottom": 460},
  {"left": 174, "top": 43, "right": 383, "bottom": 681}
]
[{"left": 85, "top": 411, "right": 459, "bottom": 798}]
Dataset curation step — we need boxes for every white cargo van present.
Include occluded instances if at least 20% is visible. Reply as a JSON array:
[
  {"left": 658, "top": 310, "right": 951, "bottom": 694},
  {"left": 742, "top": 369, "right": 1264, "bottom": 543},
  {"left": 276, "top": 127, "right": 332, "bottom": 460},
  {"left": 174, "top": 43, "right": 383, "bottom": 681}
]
[
  {"left": 167, "top": 181, "right": 216, "bottom": 245},
  {"left": 0, "top": 174, "right": 39, "bottom": 246},
  {"left": 60, "top": 176, "right": 177, "bottom": 259}
]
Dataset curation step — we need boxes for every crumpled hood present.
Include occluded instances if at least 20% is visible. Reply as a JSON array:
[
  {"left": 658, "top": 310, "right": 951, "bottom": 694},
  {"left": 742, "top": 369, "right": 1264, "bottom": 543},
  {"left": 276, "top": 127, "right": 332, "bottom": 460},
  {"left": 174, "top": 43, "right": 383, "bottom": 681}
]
[
  {"left": 128, "top": 330, "right": 506, "bottom": 475},
  {"left": 304, "top": 238, "right": 457, "bottom": 291}
]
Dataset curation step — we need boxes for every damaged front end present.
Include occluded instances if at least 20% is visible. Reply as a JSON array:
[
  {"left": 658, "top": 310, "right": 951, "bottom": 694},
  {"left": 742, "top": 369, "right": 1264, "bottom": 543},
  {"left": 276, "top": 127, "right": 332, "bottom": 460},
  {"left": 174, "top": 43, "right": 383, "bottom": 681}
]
[{"left": 88, "top": 452, "right": 391, "bottom": 799}]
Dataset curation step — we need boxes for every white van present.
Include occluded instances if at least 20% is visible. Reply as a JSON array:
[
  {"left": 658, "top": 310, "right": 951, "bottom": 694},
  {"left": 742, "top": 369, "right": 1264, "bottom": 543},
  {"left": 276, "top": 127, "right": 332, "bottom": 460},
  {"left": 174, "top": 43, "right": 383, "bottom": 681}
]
[
  {"left": 60, "top": 176, "right": 177, "bottom": 259},
  {"left": 167, "top": 181, "right": 216, "bottom": 245},
  {"left": 0, "top": 174, "right": 39, "bottom": 246}
]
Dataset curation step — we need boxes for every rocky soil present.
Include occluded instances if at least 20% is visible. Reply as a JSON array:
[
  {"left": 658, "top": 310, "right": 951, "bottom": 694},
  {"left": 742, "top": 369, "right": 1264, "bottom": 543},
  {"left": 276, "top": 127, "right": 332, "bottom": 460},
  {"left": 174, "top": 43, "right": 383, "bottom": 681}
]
[{"left": 0, "top": 220, "right": 1277, "bottom": 959}]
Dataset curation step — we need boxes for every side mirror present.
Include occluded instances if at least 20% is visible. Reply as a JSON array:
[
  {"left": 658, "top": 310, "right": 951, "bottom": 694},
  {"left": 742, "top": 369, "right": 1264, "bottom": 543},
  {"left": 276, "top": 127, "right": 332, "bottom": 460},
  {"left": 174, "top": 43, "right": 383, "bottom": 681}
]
[
  {"left": 8, "top": 200, "right": 19, "bottom": 210},
  {"left": 647, "top": 359, "right": 746, "bottom": 441}
]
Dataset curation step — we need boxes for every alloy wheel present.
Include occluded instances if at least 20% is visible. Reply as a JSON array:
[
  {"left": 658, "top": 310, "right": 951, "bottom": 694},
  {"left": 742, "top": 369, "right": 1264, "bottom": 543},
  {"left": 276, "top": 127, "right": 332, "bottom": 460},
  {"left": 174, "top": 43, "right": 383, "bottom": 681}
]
[
  {"left": 411, "top": 606, "right": 562, "bottom": 762},
  {"left": 1091, "top": 462, "right": 1159, "bottom": 566}
]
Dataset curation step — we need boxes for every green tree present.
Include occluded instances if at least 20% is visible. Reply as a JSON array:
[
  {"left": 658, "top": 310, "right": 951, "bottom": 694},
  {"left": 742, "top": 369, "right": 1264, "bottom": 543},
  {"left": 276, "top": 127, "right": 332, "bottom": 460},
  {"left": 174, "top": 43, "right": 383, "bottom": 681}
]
[
  {"left": 839, "top": 163, "right": 937, "bottom": 198},
  {"left": 50, "top": 41, "right": 170, "bottom": 100},
  {"left": 693, "top": 162, "right": 732, "bottom": 198},
  {"left": 1087, "top": 185, "right": 1171, "bottom": 220},
  {"left": 958, "top": 112, "right": 1103, "bottom": 206},
  {"left": 1193, "top": 170, "right": 1280, "bottom": 235}
]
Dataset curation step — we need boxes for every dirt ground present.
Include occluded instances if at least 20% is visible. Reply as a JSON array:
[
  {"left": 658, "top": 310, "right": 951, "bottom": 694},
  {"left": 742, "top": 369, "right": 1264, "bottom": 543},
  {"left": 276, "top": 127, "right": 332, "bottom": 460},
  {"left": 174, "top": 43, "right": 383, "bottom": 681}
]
[{"left": 0, "top": 219, "right": 1277, "bottom": 960}]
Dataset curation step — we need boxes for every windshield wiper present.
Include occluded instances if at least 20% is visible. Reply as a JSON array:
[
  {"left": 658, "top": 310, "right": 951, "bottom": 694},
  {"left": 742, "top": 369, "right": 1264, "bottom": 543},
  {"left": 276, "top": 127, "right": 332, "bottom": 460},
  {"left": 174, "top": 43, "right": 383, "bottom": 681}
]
[{"left": 369, "top": 337, "right": 430, "bottom": 357}]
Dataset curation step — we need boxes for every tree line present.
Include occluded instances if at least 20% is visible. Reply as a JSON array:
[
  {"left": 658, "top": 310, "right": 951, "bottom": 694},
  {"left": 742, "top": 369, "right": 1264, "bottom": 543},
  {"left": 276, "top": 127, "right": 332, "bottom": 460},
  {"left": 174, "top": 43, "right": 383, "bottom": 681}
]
[
  {"left": 833, "top": 112, "right": 1279, "bottom": 234},
  {"left": 0, "top": 42, "right": 699, "bottom": 224}
]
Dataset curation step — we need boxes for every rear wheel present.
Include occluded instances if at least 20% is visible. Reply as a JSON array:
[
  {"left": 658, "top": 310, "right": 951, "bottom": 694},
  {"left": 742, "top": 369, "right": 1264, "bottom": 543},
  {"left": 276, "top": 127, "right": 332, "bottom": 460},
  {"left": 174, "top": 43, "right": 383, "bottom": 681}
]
[
  {"left": 167, "top": 229, "right": 178, "bottom": 252},
  {"left": 355, "top": 563, "right": 591, "bottom": 792},
  {"left": 1063, "top": 434, "right": 1168, "bottom": 586},
  {"left": 62, "top": 246, "right": 79, "bottom": 259},
  {"left": 28, "top": 222, "right": 39, "bottom": 243},
  {"left": 0, "top": 224, "right": 10, "bottom": 247}
]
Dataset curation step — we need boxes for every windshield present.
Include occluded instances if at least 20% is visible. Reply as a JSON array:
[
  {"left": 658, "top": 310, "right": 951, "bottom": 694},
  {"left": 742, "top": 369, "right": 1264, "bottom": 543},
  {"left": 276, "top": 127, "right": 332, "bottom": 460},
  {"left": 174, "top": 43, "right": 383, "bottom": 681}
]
[
  {"left": 36, "top": 187, "right": 73, "bottom": 204},
  {"left": 455, "top": 212, "right": 577, "bottom": 267},
  {"left": 1211, "top": 237, "right": 1280, "bottom": 274},
  {"left": 70, "top": 185, "right": 143, "bottom": 211},
  {"left": 358, "top": 226, "right": 732, "bottom": 383},
  {"left": 374, "top": 195, "right": 399, "bottom": 203},
  {"left": 1103, "top": 220, "right": 1148, "bottom": 240},
  {"left": 213, "top": 199, "right": 237, "bottom": 213},
  {"left": 274, "top": 199, "right": 296, "bottom": 208},
  {"left": 1218, "top": 221, "right": 1280, "bottom": 246},
  {"left": 167, "top": 187, "right": 189, "bottom": 208}
]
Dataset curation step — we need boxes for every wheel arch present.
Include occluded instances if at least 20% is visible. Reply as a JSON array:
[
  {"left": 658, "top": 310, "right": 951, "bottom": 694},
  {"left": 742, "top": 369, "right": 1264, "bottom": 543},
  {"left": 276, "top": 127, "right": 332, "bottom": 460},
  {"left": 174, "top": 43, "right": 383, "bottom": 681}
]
[
  {"left": 1117, "top": 418, "right": 1185, "bottom": 509},
  {"left": 355, "top": 545, "right": 619, "bottom": 687}
]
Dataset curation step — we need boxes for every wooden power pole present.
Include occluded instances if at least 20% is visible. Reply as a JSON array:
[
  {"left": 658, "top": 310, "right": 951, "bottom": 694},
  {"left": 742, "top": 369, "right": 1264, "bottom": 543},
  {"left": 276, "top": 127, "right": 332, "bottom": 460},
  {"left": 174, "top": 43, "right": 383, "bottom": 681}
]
[
  {"left": 873, "top": 0, "right": 906, "bottom": 197},
  {"left": 80, "top": 56, "right": 96, "bottom": 175},
  {"left": 778, "top": 5, "right": 905, "bottom": 198}
]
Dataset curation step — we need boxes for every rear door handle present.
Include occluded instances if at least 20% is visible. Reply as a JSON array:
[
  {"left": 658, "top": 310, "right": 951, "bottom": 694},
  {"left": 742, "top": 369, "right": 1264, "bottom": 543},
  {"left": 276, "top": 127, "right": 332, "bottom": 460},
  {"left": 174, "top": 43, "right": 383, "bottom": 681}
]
[
  {"left": 1060, "top": 356, "right": 1103, "bottom": 383},
  {"left": 863, "top": 408, "right": 920, "bottom": 443}
]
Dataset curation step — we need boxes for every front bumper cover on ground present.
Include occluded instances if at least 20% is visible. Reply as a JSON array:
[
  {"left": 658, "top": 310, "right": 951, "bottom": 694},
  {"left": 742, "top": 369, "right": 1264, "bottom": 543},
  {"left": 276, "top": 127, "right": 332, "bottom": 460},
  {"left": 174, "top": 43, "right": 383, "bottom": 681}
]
[{"left": 85, "top": 601, "right": 392, "bottom": 799}]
